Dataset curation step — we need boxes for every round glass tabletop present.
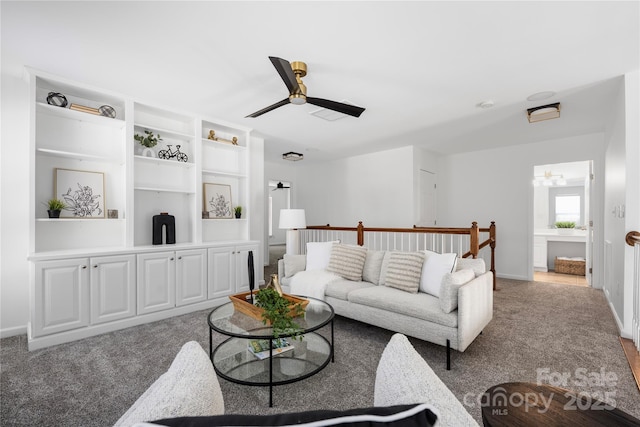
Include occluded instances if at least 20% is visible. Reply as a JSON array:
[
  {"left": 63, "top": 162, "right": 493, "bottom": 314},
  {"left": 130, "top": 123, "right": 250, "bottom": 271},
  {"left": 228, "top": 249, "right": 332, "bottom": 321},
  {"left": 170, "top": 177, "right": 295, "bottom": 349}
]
[{"left": 208, "top": 295, "right": 334, "bottom": 339}]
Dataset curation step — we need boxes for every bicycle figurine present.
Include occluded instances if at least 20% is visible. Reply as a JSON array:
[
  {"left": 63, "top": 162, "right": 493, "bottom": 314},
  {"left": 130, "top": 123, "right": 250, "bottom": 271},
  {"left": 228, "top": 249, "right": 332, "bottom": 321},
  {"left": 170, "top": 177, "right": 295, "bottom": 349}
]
[{"left": 157, "top": 145, "right": 188, "bottom": 162}]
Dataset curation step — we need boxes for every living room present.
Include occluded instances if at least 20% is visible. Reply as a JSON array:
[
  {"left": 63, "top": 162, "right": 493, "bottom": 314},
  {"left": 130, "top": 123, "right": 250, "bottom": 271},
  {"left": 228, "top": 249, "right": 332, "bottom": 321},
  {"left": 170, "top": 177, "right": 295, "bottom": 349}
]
[{"left": 2, "top": 1, "right": 640, "bottom": 426}]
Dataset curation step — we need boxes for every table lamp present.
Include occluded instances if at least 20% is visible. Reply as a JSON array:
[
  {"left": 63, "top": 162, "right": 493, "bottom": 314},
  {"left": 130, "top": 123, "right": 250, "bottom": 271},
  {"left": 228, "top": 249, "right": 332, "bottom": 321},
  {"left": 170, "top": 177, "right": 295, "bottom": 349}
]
[{"left": 279, "top": 209, "right": 306, "bottom": 255}]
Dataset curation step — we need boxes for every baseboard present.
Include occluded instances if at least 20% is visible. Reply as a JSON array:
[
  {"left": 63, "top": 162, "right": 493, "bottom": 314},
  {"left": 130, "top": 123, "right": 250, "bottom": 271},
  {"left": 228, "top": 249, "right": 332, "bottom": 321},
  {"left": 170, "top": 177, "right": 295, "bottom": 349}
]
[
  {"left": 1, "top": 325, "right": 27, "bottom": 339},
  {"left": 495, "top": 273, "right": 528, "bottom": 281},
  {"left": 619, "top": 337, "right": 640, "bottom": 392}
]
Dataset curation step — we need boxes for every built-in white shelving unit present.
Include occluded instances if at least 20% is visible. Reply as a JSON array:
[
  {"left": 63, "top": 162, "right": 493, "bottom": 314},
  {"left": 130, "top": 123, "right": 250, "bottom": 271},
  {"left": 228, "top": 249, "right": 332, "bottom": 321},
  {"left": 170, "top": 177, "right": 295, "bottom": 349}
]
[{"left": 27, "top": 68, "right": 260, "bottom": 351}]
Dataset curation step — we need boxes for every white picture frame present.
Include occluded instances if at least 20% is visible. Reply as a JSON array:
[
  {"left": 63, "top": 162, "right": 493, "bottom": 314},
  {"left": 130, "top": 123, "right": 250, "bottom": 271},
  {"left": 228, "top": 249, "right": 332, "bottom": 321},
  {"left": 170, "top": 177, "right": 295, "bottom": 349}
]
[
  {"left": 55, "top": 168, "right": 105, "bottom": 218},
  {"left": 203, "top": 183, "right": 232, "bottom": 219}
]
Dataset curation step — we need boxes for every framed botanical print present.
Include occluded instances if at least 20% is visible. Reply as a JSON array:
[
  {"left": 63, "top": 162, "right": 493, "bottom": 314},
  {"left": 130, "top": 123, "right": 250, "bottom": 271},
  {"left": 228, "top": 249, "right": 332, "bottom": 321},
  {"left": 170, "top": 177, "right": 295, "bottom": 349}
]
[
  {"left": 203, "top": 183, "right": 232, "bottom": 219},
  {"left": 55, "top": 168, "right": 105, "bottom": 218}
]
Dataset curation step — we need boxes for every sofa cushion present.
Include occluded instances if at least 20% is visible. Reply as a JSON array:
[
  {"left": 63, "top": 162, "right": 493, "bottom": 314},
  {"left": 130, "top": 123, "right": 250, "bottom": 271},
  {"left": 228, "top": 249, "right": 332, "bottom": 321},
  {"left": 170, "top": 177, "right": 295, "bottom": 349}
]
[
  {"left": 374, "top": 334, "right": 479, "bottom": 427},
  {"left": 325, "top": 279, "right": 375, "bottom": 301},
  {"left": 440, "top": 269, "right": 476, "bottom": 313},
  {"left": 306, "top": 241, "right": 338, "bottom": 271},
  {"left": 419, "top": 251, "right": 457, "bottom": 297},
  {"left": 384, "top": 251, "right": 425, "bottom": 293},
  {"left": 455, "top": 258, "right": 486, "bottom": 276},
  {"left": 327, "top": 244, "right": 368, "bottom": 281},
  {"left": 114, "top": 341, "right": 224, "bottom": 426},
  {"left": 348, "top": 286, "right": 457, "bottom": 328},
  {"left": 362, "top": 250, "right": 385, "bottom": 284},
  {"left": 283, "top": 254, "right": 306, "bottom": 278},
  {"left": 150, "top": 403, "right": 438, "bottom": 427}
]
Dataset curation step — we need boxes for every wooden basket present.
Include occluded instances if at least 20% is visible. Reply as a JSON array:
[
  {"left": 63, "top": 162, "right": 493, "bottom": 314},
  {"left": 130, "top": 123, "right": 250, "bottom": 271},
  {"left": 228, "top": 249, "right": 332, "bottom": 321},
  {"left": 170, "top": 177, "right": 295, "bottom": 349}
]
[
  {"left": 555, "top": 257, "right": 586, "bottom": 275},
  {"left": 229, "top": 291, "right": 309, "bottom": 323}
]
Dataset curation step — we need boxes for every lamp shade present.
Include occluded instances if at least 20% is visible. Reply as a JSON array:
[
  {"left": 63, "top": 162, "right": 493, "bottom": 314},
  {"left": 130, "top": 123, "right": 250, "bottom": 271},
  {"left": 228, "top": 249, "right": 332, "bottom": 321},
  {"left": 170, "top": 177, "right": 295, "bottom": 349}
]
[{"left": 279, "top": 209, "right": 306, "bottom": 229}]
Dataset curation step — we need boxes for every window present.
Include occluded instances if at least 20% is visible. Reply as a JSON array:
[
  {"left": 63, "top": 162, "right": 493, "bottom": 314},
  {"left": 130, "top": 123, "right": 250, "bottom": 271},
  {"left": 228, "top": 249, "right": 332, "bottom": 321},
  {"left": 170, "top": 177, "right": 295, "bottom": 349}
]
[{"left": 555, "top": 195, "right": 581, "bottom": 223}]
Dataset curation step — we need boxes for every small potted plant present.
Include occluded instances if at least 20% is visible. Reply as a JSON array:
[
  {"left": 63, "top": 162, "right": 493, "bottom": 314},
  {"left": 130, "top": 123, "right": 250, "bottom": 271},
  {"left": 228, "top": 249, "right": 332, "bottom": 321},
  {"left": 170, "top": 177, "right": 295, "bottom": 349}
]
[
  {"left": 134, "top": 130, "right": 162, "bottom": 156},
  {"left": 234, "top": 206, "right": 242, "bottom": 219},
  {"left": 44, "top": 198, "right": 66, "bottom": 218},
  {"left": 255, "top": 287, "right": 304, "bottom": 339},
  {"left": 555, "top": 221, "right": 576, "bottom": 235}
]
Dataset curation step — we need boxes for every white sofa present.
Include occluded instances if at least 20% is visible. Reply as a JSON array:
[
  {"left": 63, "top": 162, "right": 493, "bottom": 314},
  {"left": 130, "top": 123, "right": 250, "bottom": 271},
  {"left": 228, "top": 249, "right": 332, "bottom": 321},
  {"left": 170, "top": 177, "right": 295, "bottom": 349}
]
[
  {"left": 278, "top": 242, "right": 493, "bottom": 369},
  {"left": 117, "top": 335, "right": 479, "bottom": 426}
]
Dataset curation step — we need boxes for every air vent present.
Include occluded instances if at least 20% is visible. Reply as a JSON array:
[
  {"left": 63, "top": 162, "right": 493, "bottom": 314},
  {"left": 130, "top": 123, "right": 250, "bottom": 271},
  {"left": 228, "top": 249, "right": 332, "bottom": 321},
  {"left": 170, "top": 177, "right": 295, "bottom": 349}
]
[{"left": 309, "top": 100, "right": 354, "bottom": 121}]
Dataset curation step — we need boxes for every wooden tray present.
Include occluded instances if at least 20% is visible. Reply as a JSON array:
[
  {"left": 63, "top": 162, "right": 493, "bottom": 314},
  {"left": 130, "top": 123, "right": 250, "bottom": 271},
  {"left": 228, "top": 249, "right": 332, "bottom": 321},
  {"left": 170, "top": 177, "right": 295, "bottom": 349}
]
[{"left": 229, "top": 291, "right": 309, "bottom": 323}]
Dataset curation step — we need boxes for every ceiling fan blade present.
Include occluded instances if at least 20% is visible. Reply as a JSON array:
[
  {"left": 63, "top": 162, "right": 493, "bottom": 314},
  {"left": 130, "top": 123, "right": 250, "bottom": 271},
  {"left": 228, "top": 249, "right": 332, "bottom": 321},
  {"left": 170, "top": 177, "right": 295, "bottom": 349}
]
[
  {"left": 269, "top": 56, "right": 299, "bottom": 95},
  {"left": 245, "top": 98, "right": 290, "bottom": 118},
  {"left": 307, "top": 97, "right": 365, "bottom": 118}
]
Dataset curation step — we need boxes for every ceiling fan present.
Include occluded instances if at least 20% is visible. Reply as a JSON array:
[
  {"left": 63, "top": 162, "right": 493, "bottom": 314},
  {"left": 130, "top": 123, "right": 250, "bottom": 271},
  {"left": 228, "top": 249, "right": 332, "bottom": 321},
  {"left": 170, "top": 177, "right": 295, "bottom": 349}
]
[
  {"left": 246, "top": 56, "right": 366, "bottom": 119},
  {"left": 272, "top": 182, "right": 291, "bottom": 191}
]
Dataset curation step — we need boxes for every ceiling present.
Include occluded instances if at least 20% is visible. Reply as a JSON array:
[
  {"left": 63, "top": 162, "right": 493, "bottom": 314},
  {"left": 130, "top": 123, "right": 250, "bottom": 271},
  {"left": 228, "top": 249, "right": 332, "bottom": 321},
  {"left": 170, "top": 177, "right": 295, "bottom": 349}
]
[{"left": 2, "top": 2, "right": 638, "bottom": 163}]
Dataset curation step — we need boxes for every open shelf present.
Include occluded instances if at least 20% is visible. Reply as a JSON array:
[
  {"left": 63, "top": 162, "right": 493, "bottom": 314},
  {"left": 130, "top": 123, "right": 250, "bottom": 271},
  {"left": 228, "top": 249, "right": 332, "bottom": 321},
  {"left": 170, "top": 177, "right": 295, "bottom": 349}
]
[
  {"left": 134, "top": 186, "right": 195, "bottom": 194},
  {"left": 135, "top": 123, "right": 194, "bottom": 141},
  {"left": 134, "top": 155, "right": 195, "bottom": 168},
  {"left": 37, "top": 102, "right": 125, "bottom": 129},
  {"left": 37, "top": 147, "right": 123, "bottom": 164},
  {"left": 202, "top": 169, "right": 247, "bottom": 178}
]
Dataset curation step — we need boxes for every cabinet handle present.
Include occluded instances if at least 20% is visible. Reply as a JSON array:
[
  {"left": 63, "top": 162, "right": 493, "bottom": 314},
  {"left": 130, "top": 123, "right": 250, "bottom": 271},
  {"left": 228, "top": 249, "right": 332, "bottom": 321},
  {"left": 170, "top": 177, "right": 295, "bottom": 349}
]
[
  {"left": 93, "top": 265, "right": 98, "bottom": 268},
  {"left": 170, "top": 257, "right": 174, "bottom": 261},
  {"left": 178, "top": 256, "right": 182, "bottom": 260},
  {"left": 81, "top": 265, "right": 87, "bottom": 269}
]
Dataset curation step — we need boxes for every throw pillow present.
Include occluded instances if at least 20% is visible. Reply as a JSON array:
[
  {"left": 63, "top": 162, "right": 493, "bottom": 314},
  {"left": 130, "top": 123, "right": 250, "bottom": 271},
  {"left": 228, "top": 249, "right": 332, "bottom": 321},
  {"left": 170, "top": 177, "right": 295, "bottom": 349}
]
[
  {"left": 439, "top": 269, "right": 476, "bottom": 313},
  {"left": 419, "top": 251, "right": 457, "bottom": 297},
  {"left": 362, "top": 250, "right": 385, "bottom": 284},
  {"left": 384, "top": 252, "right": 425, "bottom": 293},
  {"left": 377, "top": 251, "right": 392, "bottom": 286},
  {"left": 151, "top": 403, "right": 437, "bottom": 427},
  {"left": 326, "top": 244, "right": 368, "bottom": 281},
  {"left": 283, "top": 254, "right": 306, "bottom": 278},
  {"left": 305, "top": 241, "right": 339, "bottom": 271}
]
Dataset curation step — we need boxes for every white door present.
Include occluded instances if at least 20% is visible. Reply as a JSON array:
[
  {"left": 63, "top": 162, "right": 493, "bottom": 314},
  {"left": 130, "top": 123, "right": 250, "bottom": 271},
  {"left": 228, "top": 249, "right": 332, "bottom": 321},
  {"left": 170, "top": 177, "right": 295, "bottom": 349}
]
[
  {"left": 208, "top": 247, "right": 235, "bottom": 299},
  {"left": 419, "top": 170, "right": 437, "bottom": 226},
  {"left": 236, "top": 244, "right": 259, "bottom": 293},
  {"left": 137, "top": 252, "right": 176, "bottom": 315},
  {"left": 176, "top": 249, "right": 207, "bottom": 307},
  {"left": 90, "top": 254, "right": 136, "bottom": 325},
  {"left": 33, "top": 258, "right": 90, "bottom": 337}
]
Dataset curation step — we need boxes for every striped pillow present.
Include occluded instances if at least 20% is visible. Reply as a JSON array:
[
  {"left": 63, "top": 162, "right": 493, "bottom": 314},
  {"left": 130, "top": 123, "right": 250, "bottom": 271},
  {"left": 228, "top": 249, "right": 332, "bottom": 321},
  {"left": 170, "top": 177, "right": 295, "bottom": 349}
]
[
  {"left": 384, "top": 252, "right": 426, "bottom": 293},
  {"left": 326, "top": 244, "right": 368, "bottom": 281}
]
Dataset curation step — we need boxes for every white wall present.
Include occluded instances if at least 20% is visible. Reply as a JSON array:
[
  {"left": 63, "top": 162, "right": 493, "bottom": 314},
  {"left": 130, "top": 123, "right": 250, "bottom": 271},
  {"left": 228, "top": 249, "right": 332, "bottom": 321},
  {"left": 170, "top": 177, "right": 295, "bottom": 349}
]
[
  {"left": 249, "top": 136, "right": 265, "bottom": 283},
  {"left": 437, "top": 133, "right": 605, "bottom": 282},
  {"left": 1, "top": 58, "right": 31, "bottom": 336},
  {"left": 297, "top": 146, "right": 415, "bottom": 228},
  {"left": 603, "top": 78, "right": 627, "bottom": 324},
  {"left": 623, "top": 70, "right": 640, "bottom": 337}
]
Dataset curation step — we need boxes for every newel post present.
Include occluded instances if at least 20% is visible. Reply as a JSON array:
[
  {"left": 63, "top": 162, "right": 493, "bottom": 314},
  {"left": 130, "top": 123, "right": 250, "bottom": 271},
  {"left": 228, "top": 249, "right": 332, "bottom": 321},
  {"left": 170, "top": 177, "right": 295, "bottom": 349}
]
[
  {"left": 470, "top": 222, "right": 479, "bottom": 259},
  {"left": 490, "top": 221, "right": 496, "bottom": 290},
  {"left": 357, "top": 221, "right": 364, "bottom": 246}
]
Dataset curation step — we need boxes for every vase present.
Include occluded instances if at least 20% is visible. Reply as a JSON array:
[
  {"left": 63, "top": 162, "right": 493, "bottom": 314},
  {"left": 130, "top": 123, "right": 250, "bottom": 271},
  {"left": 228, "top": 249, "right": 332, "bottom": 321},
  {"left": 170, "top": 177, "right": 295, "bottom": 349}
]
[
  {"left": 235, "top": 212, "right": 241, "bottom": 219},
  {"left": 47, "top": 209, "right": 61, "bottom": 218},
  {"left": 266, "top": 273, "right": 283, "bottom": 296},
  {"left": 557, "top": 228, "right": 575, "bottom": 235}
]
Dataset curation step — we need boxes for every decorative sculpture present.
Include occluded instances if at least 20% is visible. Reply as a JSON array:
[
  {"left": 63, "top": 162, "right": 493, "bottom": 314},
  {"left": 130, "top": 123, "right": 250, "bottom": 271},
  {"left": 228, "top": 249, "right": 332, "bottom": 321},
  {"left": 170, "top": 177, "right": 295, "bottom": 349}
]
[{"left": 152, "top": 212, "right": 176, "bottom": 245}]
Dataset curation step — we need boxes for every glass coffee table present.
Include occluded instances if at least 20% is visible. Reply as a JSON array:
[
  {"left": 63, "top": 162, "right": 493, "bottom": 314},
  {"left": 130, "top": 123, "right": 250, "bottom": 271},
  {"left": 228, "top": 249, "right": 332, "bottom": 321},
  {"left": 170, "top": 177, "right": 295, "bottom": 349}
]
[{"left": 208, "top": 296, "right": 334, "bottom": 407}]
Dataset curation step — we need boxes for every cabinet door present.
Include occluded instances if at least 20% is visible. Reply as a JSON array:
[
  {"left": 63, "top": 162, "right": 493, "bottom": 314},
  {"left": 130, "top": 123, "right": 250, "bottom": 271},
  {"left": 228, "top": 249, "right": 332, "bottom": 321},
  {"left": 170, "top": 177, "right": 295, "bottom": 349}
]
[
  {"left": 90, "top": 254, "right": 136, "bottom": 325},
  {"left": 137, "top": 252, "right": 176, "bottom": 315},
  {"left": 33, "top": 259, "right": 90, "bottom": 337},
  {"left": 176, "top": 249, "right": 207, "bottom": 307},
  {"left": 533, "top": 236, "right": 548, "bottom": 271},
  {"left": 235, "top": 244, "right": 260, "bottom": 293},
  {"left": 207, "top": 247, "right": 235, "bottom": 299}
]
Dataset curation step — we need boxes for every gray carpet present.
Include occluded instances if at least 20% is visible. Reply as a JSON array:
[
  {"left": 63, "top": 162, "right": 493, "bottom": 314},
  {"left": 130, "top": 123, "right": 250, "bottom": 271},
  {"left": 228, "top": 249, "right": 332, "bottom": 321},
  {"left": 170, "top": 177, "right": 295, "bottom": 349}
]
[{"left": 2, "top": 278, "right": 640, "bottom": 426}]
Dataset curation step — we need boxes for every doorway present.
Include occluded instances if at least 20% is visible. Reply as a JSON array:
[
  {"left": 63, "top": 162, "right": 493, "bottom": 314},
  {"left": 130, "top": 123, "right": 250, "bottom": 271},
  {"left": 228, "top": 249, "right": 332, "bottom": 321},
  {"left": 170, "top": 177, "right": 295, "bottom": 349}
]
[
  {"left": 268, "top": 180, "right": 291, "bottom": 245},
  {"left": 532, "top": 161, "right": 592, "bottom": 286}
]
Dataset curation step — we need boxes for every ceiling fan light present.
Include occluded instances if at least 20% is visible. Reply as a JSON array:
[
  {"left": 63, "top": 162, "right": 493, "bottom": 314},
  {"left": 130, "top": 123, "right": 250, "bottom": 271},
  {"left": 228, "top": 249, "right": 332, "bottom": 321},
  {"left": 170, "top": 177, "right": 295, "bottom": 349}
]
[
  {"left": 527, "top": 102, "right": 561, "bottom": 123},
  {"left": 289, "top": 94, "right": 306, "bottom": 105}
]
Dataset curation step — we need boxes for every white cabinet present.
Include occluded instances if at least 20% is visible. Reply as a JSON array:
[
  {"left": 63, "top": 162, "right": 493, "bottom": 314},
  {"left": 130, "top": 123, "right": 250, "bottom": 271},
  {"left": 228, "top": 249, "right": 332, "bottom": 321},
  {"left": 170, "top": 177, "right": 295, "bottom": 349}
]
[
  {"left": 207, "top": 243, "right": 259, "bottom": 298},
  {"left": 137, "top": 249, "right": 207, "bottom": 314},
  {"left": 176, "top": 249, "right": 207, "bottom": 307},
  {"left": 533, "top": 236, "right": 548, "bottom": 271},
  {"left": 33, "top": 259, "right": 90, "bottom": 337},
  {"left": 137, "top": 252, "right": 176, "bottom": 315},
  {"left": 90, "top": 254, "right": 136, "bottom": 325}
]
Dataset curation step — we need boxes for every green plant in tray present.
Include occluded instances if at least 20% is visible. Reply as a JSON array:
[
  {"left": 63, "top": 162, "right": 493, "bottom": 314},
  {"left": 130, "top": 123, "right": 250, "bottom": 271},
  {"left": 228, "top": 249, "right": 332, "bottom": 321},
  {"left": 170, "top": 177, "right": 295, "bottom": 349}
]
[{"left": 255, "top": 288, "right": 304, "bottom": 340}]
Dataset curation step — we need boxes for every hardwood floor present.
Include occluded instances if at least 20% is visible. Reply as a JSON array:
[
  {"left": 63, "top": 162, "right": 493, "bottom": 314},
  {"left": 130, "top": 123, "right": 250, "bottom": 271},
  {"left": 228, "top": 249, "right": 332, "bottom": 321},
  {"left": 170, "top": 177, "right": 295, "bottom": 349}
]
[
  {"left": 534, "top": 270, "right": 588, "bottom": 286},
  {"left": 620, "top": 337, "right": 640, "bottom": 392}
]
